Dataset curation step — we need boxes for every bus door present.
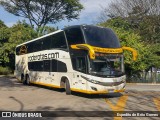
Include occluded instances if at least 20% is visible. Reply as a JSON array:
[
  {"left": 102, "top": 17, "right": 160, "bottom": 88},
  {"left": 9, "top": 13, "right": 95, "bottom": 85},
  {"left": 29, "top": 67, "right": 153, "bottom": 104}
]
[{"left": 71, "top": 56, "right": 87, "bottom": 90}]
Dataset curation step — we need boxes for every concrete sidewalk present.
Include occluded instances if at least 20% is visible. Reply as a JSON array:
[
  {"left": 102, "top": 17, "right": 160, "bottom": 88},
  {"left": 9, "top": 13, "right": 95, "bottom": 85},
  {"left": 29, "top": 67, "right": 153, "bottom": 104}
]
[{"left": 126, "top": 83, "right": 160, "bottom": 91}]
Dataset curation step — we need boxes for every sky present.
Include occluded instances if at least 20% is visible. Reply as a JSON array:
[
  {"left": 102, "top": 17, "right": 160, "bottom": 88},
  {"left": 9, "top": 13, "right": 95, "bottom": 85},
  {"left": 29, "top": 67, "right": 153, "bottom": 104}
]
[{"left": 0, "top": 0, "right": 112, "bottom": 29}]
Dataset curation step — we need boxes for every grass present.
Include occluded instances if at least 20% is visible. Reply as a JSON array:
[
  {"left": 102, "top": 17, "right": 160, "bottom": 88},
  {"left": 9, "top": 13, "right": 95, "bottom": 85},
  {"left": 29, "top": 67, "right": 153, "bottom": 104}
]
[{"left": 0, "top": 66, "right": 12, "bottom": 75}]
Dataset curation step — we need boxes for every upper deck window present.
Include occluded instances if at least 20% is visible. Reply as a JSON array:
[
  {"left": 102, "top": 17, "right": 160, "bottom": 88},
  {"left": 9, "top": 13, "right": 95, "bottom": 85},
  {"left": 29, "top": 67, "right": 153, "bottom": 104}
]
[
  {"left": 64, "top": 27, "right": 85, "bottom": 45},
  {"left": 82, "top": 26, "right": 121, "bottom": 48},
  {"left": 16, "top": 31, "right": 67, "bottom": 55}
]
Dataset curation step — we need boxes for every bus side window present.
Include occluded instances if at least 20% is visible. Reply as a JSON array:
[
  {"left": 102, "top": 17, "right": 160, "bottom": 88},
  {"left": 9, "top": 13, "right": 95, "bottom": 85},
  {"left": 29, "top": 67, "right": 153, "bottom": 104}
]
[
  {"left": 57, "top": 60, "right": 67, "bottom": 72},
  {"left": 28, "top": 62, "right": 33, "bottom": 71},
  {"left": 33, "top": 41, "right": 42, "bottom": 52},
  {"left": 43, "top": 60, "right": 51, "bottom": 72},
  {"left": 28, "top": 61, "right": 43, "bottom": 71},
  {"left": 71, "top": 58, "right": 77, "bottom": 70},
  {"left": 77, "top": 57, "right": 86, "bottom": 73},
  {"left": 26, "top": 42, "right": 33, "bottom": 53},
  {"left": 34, "top": 61, "right": 43, "bottom": 71},
  {"left": 42, "top": 37, "right": 51, "bottom": 50},
  {"left": 51, "top": 59, "right": 57, "bottom": 72},
  {"left": 51, "top": 32, "right": 67, "bottom": 49},
  {"left": 64, "top": 28, "right": 84, "bottom": 45},
  {"left": 71, "top": 57, "right": 86, "bottom": 73}
]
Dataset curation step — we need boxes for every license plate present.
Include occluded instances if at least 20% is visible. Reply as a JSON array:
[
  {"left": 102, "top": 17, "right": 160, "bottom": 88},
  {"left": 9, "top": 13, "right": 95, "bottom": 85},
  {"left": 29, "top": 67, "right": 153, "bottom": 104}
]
[{"left": 108, "top": 89, "right": 114, "bottom": 93}]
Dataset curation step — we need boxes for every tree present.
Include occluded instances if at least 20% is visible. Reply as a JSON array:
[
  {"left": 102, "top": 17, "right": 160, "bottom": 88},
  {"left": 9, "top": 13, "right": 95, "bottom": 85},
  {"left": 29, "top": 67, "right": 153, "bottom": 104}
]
[
  {"left": 99, "top": 18, "right": 152, "bottom": 76},
  {"left": 0, "top": 20, "right": 10, "bottom": 67},
  {"left": 38, "top": 26, "right": 57, "bottom": 36},
  {"left": 0, "top": 0, "right": 83, "bottom": 35},
  {"left": 99, "top": 17, "right": 160, "bottom": 82},
  {"left": 100, "top": 0, "right": 160, "bottom": 43},
  {"left": 101, "top": 0, "right": 160, "bottom": 19},
  {"left": 0, "top": 21, "right": 37, "bottom": 70},
  {"left": 99, "top": 0, "right": 160, "bottom": 70}
]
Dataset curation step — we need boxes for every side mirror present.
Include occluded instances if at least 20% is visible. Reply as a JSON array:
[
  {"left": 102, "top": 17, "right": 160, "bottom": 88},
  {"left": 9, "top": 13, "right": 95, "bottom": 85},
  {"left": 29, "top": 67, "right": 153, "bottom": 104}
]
[{"left": 122, "top": 47, "right": 138, "bottom": 61}]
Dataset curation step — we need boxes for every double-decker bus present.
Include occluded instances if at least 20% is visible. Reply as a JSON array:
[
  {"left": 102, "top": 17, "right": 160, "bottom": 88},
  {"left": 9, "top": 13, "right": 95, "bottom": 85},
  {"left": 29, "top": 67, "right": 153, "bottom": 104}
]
[{"left": 15, "top": 25, "right": 137, "bottom": 95}]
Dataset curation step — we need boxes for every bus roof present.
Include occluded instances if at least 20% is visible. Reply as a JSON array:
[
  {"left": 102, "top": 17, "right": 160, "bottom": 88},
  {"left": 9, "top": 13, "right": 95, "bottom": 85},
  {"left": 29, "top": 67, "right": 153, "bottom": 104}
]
[
  {"left": 16, "top": 29, "right": 63, "bottom": 47},
  {"left": 16, "top": 25, "right": 118, "bottom": 48},
  {"left": 63, "top": 24, "right": 106, "bottom": 30}
]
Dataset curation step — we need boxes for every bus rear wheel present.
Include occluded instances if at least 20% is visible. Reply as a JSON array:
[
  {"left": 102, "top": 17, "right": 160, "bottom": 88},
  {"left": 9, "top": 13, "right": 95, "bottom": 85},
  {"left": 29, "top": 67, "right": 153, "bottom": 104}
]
[
  {"left": 25, "top": 75, "right": 30, "bottom": 85},
  {"left": 65, "top": 79, "right": 71, "bottom": 95},
  {"left": 21, "top": 74, "right": 26, "bottom": 85}
]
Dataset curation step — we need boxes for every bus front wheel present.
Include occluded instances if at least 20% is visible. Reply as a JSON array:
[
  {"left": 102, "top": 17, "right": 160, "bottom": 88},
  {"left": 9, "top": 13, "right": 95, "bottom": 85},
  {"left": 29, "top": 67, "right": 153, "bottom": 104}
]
[{"left": 65, "top": 79, "right": 71, "bottom": 95}]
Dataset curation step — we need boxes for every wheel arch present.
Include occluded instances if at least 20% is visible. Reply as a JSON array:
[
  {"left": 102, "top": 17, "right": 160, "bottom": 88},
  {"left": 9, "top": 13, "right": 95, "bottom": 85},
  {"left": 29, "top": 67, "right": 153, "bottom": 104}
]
[{"left": 60, "top": 76, "right": 70, "bottom": 88}]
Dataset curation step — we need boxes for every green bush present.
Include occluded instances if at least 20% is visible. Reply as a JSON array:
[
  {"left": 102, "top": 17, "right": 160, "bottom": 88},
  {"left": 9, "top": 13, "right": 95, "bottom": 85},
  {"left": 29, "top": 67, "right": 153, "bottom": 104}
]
[{"left": 0, "top": 67, "right": 12, "bottom": 75}]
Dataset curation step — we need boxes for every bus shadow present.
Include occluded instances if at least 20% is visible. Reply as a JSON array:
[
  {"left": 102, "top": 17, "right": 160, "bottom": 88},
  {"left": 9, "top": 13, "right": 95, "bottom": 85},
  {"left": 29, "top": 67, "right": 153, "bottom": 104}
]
[
  {"left": 30, "top": 83, "right": 65, "bottom": 92},
  {"left": 0, "top": 76, "right": 22, "bottom": 88},
  {"left": 29, "top": 83, "right": 123, "bottom": 99},
  {"left": 71, "top": 91, "right": 123, "bottom": 99}
]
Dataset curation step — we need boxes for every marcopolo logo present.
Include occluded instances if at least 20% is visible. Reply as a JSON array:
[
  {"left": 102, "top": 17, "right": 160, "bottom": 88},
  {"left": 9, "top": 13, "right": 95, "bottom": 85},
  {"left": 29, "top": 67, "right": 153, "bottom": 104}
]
[{"left": 28, "top": 52, "right": 59, "bottom": 62}]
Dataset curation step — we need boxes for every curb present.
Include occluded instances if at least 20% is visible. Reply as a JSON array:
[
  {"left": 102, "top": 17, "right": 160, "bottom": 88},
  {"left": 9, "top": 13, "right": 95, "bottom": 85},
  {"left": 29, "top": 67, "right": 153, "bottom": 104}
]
[{"left": 127, "top": 83, "right": 160, "bottom": 85}]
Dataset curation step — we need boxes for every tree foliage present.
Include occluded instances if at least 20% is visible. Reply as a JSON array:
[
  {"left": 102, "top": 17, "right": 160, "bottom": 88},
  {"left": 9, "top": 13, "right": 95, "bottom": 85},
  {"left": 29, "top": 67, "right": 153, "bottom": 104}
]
[
  {"left": 0, "top": 0, "right": 83, "bottom": 35},
  {"left": 99, "top": 18, "right": 150, "bottom": 74},
  {"left": 99, "top": 0, "right": 160, "bottom": 75},
  {"left": 100, "top": 0, "right": 160, "bottom": 43},
  {"left": 0, "top": 20, "right": 37, "bottom": 69},
  {"left": 103, "top": 0, "right": 160, "bottom": 19}
]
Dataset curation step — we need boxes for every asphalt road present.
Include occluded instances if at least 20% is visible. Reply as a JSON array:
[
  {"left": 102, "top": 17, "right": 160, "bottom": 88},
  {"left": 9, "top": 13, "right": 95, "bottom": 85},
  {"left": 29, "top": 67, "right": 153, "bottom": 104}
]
[{"left": 0, "top": 76, "right": 160, "bottom": 120}]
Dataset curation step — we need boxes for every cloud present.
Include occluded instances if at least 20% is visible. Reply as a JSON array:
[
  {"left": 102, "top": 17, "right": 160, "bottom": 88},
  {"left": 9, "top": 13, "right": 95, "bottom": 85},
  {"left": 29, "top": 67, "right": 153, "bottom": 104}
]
[
  {"left": 55, "top": 0, "right": 112, "bottom": 28},
  {"left": 0, "top": 0, "right": 112, "bottom": 29},
  {"left": 80, "top": 0, "right": 111, "bottom": 14},
  {"left": 6, "top": 22, "right": 15, "bottom": 27}
]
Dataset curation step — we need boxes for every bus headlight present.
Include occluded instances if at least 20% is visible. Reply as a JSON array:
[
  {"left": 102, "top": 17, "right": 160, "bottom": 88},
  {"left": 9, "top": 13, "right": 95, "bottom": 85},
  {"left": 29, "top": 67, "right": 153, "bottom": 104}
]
[
  {"left": 90, "top": 79, "right": 100, "bottom": 84},
  {"left": 81, "top": 75, "right": 100, "bottom": 84}
]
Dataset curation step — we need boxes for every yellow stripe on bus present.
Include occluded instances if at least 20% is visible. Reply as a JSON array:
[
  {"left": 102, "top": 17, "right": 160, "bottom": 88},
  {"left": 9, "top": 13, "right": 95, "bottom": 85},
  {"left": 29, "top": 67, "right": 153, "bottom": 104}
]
[
  {"left": 16, "top": 77, "right": 125, "bottom": 94},
  {"left": 71, "top": 88, "right": 108, "bottom": 94},
  {"left": 30, "top": 81, "right": 61, "bottom": 88},
  {"left": 71, "top": 88, "right": 125, "bottom": 94}
]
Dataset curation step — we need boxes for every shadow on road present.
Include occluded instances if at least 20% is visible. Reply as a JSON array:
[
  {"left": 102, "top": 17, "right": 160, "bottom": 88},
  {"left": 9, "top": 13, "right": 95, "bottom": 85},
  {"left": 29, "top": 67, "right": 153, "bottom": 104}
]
[
  {"left": 0, "top": 76, "right": 123, "bottom": 99},
  {"left": 9, "top": 96, "right": 24, "bottom": 111},
  {"left": 30, "top": 83, "right": 123, "bottom": 99},
  {"left": 71, "top": 92, "right": 123, "bottom": 99},
  {"left": 0, "top": 76, "right": 22, "bottom": 88}
]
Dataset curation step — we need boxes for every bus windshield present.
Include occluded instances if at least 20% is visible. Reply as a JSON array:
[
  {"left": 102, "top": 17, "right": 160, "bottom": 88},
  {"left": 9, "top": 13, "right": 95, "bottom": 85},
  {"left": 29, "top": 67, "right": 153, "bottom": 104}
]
[
  {"left": 82, "top": 25, "right": 121, "bottom": 48},
  {"left": 89, "top": 54, "right": 124, "bottom": 77}
]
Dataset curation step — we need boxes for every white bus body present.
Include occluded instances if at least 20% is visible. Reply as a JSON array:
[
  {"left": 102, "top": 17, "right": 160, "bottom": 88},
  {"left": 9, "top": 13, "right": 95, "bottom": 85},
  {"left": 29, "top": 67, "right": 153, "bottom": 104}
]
[{"left": 15, "top": 25, "right": 129, "bottom": 94}]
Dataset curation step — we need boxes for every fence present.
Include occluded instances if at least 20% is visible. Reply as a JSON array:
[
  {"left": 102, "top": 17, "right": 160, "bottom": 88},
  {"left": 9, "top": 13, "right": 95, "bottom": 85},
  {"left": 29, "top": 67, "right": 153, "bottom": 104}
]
[{"left": 127, "top": 72, "right": 160, "bottom": 83}]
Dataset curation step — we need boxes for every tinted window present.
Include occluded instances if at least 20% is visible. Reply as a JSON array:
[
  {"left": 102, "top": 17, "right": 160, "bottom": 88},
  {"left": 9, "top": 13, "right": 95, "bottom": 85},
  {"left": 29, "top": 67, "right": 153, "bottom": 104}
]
[
  {"left": 16, "top": 32, "right": 67, "bottom": 55},
  {"left": 42, "top": 36, "right": 51, "bottom": 50},
  {"left": 71, "top": 58, "right": 76, "bottom": 70},
  {"left": 26, "top": 42, "right": 33, "bottom": 53},
  {"left": 71, "top": 57, "right": 86, "bottom": 73},
  {"left": 28, "top": 62, "right": 33, "bottom": 71},
  {"left": 28, "top": 59, "right": 67, "bottom": 72},
  {"left": 65, "top": 27, "right": 85, "bottom": 45},
  {"left": 82, "top": 26, "right": 121, "bottom": 48},
  {"left": 32, "top": 40, "right": 42, "bottom": 52},
  {"left": 57, "top": 60, "right": 67, "bottom": 72},
  {"left": 43, "top": 60, "right": 51, "bottom": 72},
  {"left": 51, "top": 32, "right": 67, "bottom": 49},
  {"left": 51, "top": 59, "right": 57, "bottom": 72},
  {"left": 28, "top": 61, "right": 43, "bottom": 71}
]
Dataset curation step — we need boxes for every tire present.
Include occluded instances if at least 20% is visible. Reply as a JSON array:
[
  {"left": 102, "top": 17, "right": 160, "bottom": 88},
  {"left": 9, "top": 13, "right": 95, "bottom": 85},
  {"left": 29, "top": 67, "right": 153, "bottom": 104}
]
[
  {"left": 25, "top": 75, "right": 30, "bottom": 85},
  {"left": 65, "top": 79, "right": 71, "bottom": 95},
  {"left": 21, "top": 74, "right": 26, "bottom": 85}
]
